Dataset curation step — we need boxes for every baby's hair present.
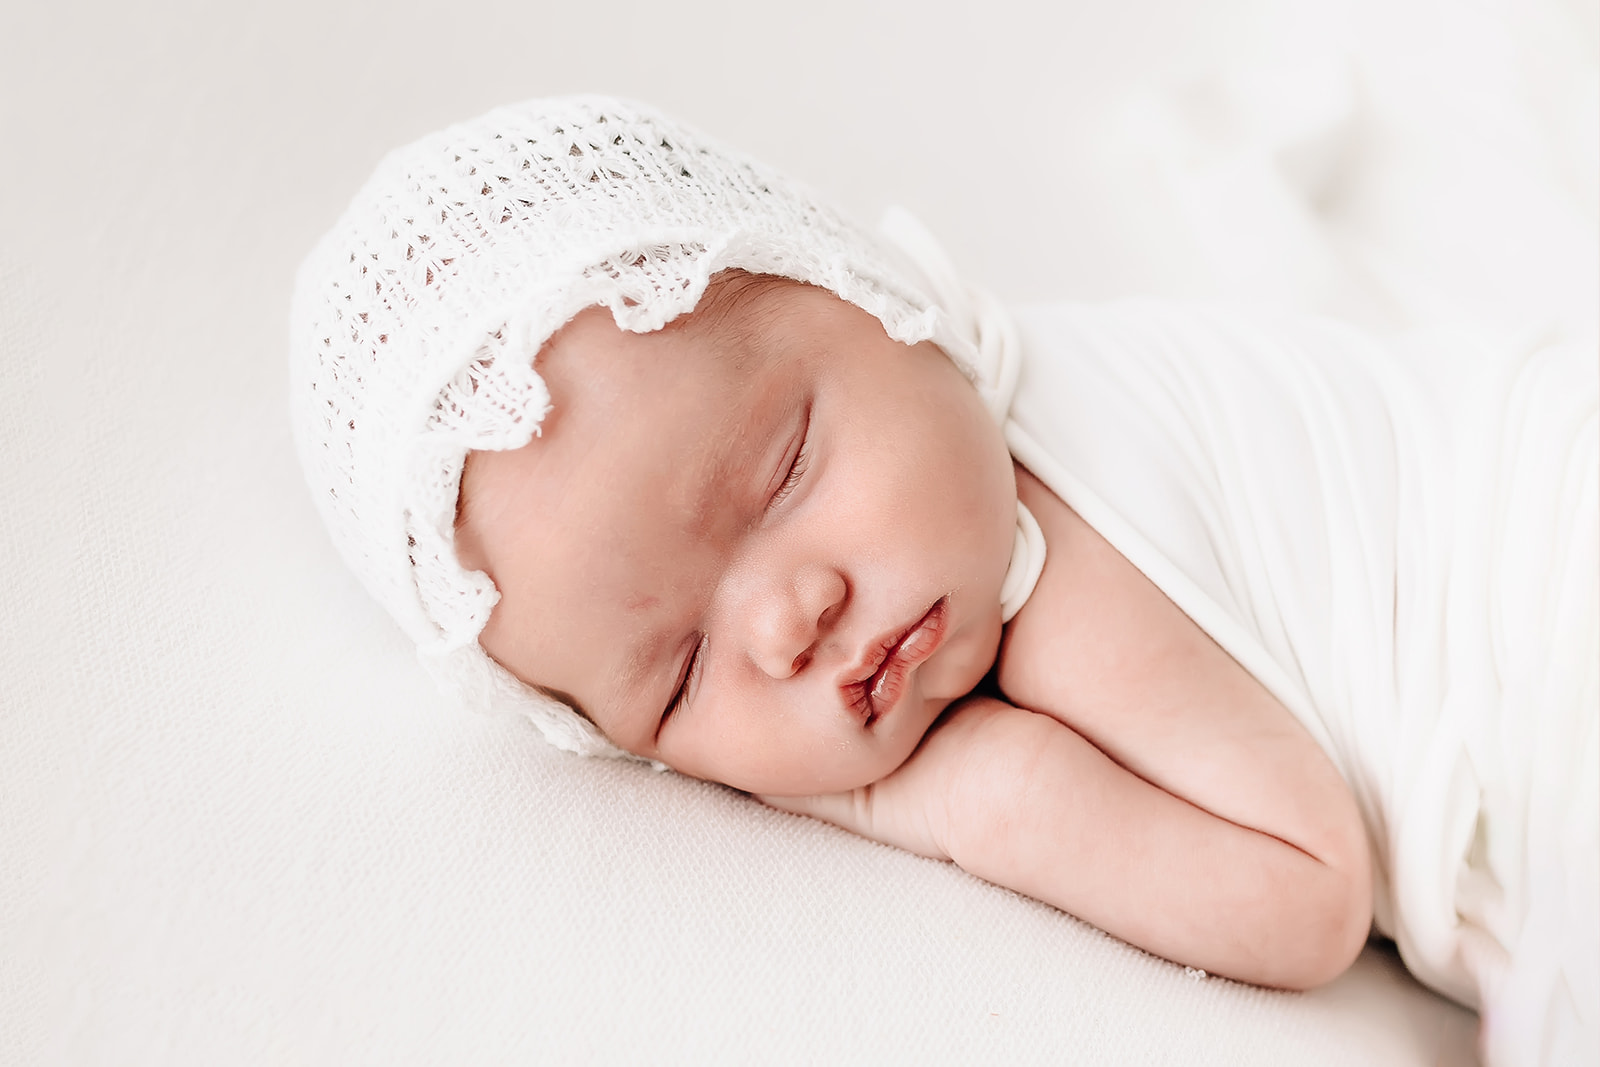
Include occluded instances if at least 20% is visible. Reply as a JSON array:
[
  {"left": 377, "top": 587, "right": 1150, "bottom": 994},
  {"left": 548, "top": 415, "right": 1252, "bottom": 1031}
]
[
  {"left": 682, "top": 270, "right": 790, "bottom": 334},
  {"left": 659, "top": 269, "right": 799, "bottom": 378},
  {"left": 533, "top": 684, "right": 591, "bottom": 725}
]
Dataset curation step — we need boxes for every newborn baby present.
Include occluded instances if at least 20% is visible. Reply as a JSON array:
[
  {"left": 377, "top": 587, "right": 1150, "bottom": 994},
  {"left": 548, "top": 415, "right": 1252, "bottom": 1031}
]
[
  {"left": 291, "top": 97, "right": 1596, "bottom": 1065},
  {"left": 450, "top": 270, "right": 1371, "bottom": 993}
]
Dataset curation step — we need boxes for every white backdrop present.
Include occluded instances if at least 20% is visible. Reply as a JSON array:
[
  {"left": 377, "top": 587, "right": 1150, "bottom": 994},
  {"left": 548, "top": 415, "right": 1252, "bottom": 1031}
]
[{"left": 4, "top": 0, "right": 1592, "bottom": 1062}]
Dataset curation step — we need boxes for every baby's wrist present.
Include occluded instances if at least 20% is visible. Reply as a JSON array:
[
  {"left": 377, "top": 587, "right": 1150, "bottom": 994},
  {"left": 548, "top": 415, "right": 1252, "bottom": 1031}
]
[{"left": 915, "top": 696, "right": 1026, "bottom": 864}]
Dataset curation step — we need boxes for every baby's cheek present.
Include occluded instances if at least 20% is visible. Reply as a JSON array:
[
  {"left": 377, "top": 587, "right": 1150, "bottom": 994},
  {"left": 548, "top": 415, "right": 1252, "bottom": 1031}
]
[{"left": 665, "top": 728, "right": 817, "bottom": 795}]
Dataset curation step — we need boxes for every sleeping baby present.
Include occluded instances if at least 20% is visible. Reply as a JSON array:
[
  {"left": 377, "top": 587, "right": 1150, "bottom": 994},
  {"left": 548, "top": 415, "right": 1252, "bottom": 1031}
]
[{"left": 289, "top": 97, "right": 1596, "bottom": 1067}]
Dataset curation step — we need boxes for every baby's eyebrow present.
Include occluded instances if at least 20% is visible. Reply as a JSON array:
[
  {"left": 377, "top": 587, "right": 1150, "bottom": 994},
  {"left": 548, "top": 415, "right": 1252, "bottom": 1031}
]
[
  {"left": 684, "top": 366, "right": 794, "bottom": 540},
  {"left": 613, "top": 624, "right": 676, "bottom": 731},
  {"left": 532, "top": 683, "right": 594, "bottom": 726},
  {"left": 685, "top": 434, "right": 751, "bottom": 541}
]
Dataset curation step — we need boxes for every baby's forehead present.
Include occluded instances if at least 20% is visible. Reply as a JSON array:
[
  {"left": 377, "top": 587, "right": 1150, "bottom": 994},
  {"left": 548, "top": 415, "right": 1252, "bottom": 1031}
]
[
  {"left": 576, "top": 290, "right": 804, "bottom": 433},
  {"left": 535, "top": 272, "right": 842, "bottom": 411},
  {"left": 534, "top": 273, "right": 794, "bottom": 405}
]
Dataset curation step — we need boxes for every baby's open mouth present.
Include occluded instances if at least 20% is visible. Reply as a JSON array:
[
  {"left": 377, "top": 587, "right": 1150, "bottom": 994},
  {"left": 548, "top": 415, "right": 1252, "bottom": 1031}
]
[{"left": 843, "top": 596, "right": 950, "bottom": 728}]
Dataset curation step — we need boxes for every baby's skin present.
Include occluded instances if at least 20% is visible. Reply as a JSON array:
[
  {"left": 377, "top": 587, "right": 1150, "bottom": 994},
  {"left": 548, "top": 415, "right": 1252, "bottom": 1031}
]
[{"left": 454, "top": 272, "right": 1374, "bottom": 990}]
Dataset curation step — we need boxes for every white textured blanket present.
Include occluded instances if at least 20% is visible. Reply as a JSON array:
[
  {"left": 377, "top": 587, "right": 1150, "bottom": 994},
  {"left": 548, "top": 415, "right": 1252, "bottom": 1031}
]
[{"left": 1006, "top": 301, "right": 1598, "bottom": 1066}]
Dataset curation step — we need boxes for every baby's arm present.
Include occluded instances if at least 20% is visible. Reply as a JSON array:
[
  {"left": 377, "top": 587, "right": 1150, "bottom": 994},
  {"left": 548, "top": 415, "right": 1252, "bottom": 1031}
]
[
  {"left": 765, "top": 697, "right": 1366, "bottom": 989},
  {"left": 762, "top": 470, "right": 1372, "bottom": 991}
]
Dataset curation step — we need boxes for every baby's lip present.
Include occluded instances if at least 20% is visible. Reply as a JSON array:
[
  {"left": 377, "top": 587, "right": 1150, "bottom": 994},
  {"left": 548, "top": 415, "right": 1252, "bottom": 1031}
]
[{"left": 839, "top": 597, "right": 950, "bottom": 728}]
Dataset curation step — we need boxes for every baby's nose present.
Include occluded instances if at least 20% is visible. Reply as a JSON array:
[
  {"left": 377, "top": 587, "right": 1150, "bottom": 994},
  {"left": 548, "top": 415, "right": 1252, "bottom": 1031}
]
[{"left": 746, "top": 564, "right": 847, "bottom": 680}]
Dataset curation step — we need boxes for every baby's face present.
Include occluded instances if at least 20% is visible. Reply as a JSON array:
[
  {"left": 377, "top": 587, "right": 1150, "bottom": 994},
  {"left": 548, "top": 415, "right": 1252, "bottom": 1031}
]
[{"left": 455, "top": 274, "right": 1017, "bottom": 795}]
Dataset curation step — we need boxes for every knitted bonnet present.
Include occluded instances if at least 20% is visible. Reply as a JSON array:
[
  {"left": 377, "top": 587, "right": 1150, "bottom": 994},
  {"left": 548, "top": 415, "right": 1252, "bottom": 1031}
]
[{"left": 289, "top": 95, "right": 1025, "bottom": 758}]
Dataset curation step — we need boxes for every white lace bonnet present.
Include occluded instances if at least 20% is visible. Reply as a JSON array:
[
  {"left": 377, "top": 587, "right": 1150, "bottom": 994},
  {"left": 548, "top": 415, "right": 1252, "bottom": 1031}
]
[{"left": 289, "top": 95, "right": 1026, "bottom": 758}]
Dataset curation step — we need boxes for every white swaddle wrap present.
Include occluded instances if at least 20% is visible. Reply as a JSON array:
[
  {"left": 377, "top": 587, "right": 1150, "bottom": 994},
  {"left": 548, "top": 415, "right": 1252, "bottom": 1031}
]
[{"left": 993, "top": 299, "right": 1596, "bottom": 1067}]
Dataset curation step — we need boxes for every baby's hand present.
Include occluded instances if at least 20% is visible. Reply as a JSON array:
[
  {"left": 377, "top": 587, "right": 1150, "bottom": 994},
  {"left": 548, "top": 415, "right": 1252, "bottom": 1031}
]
[
  {"left": 759, "top": 691, "right": 1372, "bottom": 990},
  {"left": 755, "top": 696, "right": 1007, "bottom": 862}
]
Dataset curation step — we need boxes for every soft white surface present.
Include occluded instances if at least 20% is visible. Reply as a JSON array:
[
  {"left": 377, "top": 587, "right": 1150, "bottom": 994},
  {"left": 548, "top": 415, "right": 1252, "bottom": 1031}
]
[{"left": 7, "top": 0, "right": 1591, "bottom": 1061}]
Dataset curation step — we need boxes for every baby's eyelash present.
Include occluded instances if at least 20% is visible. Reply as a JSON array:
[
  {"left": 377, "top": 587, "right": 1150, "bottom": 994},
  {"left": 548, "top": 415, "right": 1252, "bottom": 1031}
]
[
  {"left": 769, "top": 408, "right": 813, "bottom": 510},
  {"left": 770, "top": 446, "right": 809, "bottom": 508},
  {"left": 660, "top": 635, "right": 704, "bottom": 731}
]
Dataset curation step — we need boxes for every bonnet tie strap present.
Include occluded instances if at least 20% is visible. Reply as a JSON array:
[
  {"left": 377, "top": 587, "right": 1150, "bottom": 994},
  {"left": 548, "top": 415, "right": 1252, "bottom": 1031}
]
[{"left": 1000, "top": 500, "right": 1046, "bottom": 622}]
